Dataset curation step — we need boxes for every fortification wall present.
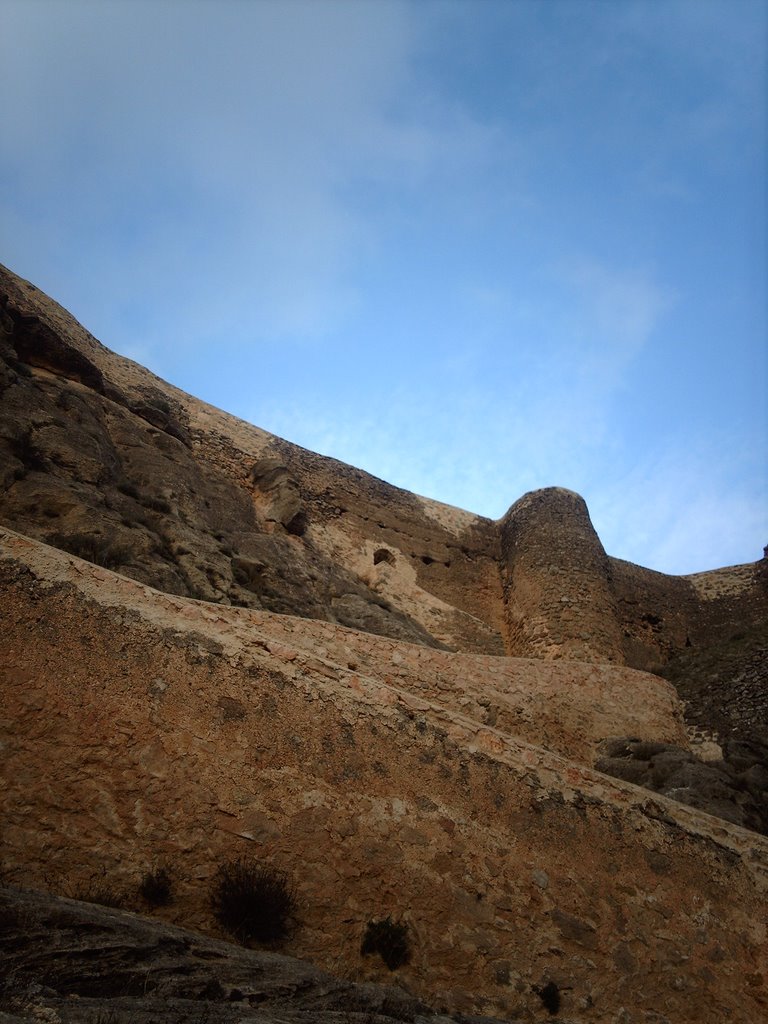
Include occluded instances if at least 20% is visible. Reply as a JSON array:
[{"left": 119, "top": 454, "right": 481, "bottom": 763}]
[
  {"left": 608, "top": 557, "right": 768, "bottom": 673},
  {"left": 607, "top": 558, "right": 700, "bottom": 672},
  {"left": 499, "top": 488, "right": 626, "bottom": 662},
  {"left": 2, "top": 260, "right": 765, "bottom": 687},
  {"left": 685, "top": 559, "right": 768, "bottom": 642},
  {"left": 2, "top": 529, "right": 766, "bottom": 1024}
]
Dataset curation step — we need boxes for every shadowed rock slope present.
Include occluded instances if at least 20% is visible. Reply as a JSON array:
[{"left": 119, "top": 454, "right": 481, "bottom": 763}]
[
  {"left": 0, "top": 263, "right": 505, "bottom": 655},
  {"left": 0, "top": 885, "right": 509, "bottom": 1024}
]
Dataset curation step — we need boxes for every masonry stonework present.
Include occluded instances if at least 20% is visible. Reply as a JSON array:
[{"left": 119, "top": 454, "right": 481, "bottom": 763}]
[{"left": 1, "top": 262, "right": 767, "bottom": 1023}]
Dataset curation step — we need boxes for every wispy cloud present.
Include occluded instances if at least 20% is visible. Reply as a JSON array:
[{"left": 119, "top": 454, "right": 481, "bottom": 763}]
[
  {"left": 251, "top": 256, "right": 670, "bottom": 503},
  {"left": 0, "top": 0, "right": 506, "bottom": 352},
  {"left": 554, "top": 260, "right": 674, "bottom": 385},
  {"left": 1, "top": 0, "right": 764, "bottom": 575}
]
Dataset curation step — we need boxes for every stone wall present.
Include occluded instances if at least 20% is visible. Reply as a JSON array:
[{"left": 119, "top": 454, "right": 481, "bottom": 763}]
[
  {"left": 608, "top": 556, "right": 768, "bottom": 674},
  {"left": 499, "top": 488, "right": 626, "bottom": 663},
  {"left": 2, "top": 258, "right": 766, "bottom": 750},
  {"left": 607, "top": 558, "right": 701, "bottom": 672},
  {"left": 2, "top": 529, "right": 766, "bottom": 1024},
  {"left": 496, "top": 481, "right": 766, "bottom": 683}
]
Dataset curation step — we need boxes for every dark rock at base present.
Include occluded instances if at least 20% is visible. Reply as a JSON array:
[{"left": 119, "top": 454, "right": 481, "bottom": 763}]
[{"left": 0, "top": 886, "right": 520, "bottom": 1024}]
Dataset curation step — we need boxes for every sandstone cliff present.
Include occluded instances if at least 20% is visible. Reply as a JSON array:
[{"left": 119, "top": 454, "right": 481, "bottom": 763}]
[{"left": 1, "top": 264, "right": 767, "bottom": 1023}]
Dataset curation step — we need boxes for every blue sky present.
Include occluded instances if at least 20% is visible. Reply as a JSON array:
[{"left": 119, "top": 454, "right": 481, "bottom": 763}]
[{"left": 1, "top": 0, "right": 766, "bottom": 575}]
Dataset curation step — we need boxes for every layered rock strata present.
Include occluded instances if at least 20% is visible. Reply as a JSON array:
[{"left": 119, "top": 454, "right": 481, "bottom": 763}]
[
  {"left": 0, "top": 884, "right": 478, "bottom": 1024},
  {"left": 1, "top": 262, "right": 767, "bottom": 1022}
]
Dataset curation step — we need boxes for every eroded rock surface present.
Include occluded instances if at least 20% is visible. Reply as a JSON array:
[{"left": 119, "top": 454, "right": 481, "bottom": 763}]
[
  {"left": 1, "top": 530, "right": 767, "bottom": 1024},
  {"left": 1, "top": 264, "right": 768, "bottom": 1023},
  {"left": 595, "top": 737, "right": 768, "bottom": 834},
  {"left": 2, "top": 260, "right": 766, "bottom": 689},
  {"left": 0, "top": 886, "right": 508, "bottom": 1024},
  {"left": 0, "top": 267, "right": 475, "bottom": 651}
]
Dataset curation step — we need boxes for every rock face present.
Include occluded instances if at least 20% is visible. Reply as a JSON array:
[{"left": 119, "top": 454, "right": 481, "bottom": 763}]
[
  {"left": 0, "top": 885, "right": 484, "bottom": 1024},
  {"left": 2, "top": 528, "right": 767, "bottom": 1024},
  {"left": 595, "top": 737, "right": 768, "bottom": 834},
  {"left": 1, "top": 263, "right": 767, "bottom": 1023},
  {"left": 0, "top": 263, "right": 512, "bottom": 657},
  {"left": 1, "top": 262, "right": 766, "bottom": 683},
  {"left": 499, "top": 488, "right": 626, "bottom": 663}
]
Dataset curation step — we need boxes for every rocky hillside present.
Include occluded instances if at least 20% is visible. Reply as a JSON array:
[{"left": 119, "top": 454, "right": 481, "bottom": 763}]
[
  {"left": 0, "top": 884, "right": 513, "bottom": 1024},
  {"left": 1, "top": 263, "right": 767, "bottom": 1023},
  {"left": 1, "top": 261, "right": 766, "bottom": 682},
  {"left": 0, "top": 262, "right": 506, "bottom": 655}
]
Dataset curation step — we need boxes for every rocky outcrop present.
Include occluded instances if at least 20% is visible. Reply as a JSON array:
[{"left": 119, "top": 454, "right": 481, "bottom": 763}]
[
  {"left": 596, "top": 737, "right": 768, "bottom": 835},
  {"left": 1, "top": 262, "right": 767, "bottom": 1022},
  {"left": 0, "top": 885, "right": 493, "bottom": 1024},
  {"left": 0, "top": 263, "right": 506, "bottom": 655},
  {"left": 2, "top": 260, "right": 766, "bottom": 687}
]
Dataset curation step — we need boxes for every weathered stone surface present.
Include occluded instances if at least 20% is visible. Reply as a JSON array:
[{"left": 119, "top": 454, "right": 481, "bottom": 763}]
[
  {"left": 499, "top": 487, "right": 626, "bottom": 663},
  {"left": 1, "top": 529, "right": 767, "bottom": 1024},
  {"left": 0, "top": 264, "right": 510, "bottom": 655},
  {"left": 0, "top": 526, "right": 688, "bottom": 767},
  {"left": 1, "top": 261, "right": 766, "bottom": 694},
  {"left": 0, "top": 885, "right": 489, "bottom": 1024},
  {"left": 1, "top": 263, "right": 768, "bottom": 1023},
  {"left": 596, "top": 736, "right": 768, "bottom": 834},
  {"left": 661, "top": 620, "right": 768, "bottom": 744}
]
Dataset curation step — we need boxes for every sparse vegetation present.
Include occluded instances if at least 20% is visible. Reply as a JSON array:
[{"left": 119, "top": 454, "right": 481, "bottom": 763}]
[
  {"left": 67, "top": 870, "right": 126, "bottom": 909},
  {"left": 210, "top": 857, "right": 297, "bottom": 944},
  {"left": 360, "top": 917, "right": 411, "bottom": 971},
  {"left": 535, "top": 980, "right": 561, "bottom": 1015},
  {"left": 138, "top": 866, "right": 173, "bottom": 908},
  {"left": 47, "top": 531, "right": 132, "bottom": 570}
]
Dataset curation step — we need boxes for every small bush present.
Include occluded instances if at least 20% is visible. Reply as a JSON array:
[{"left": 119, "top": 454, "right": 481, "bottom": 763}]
[
  {"left": 360, "top": 916, "right": 411, "bottom": 970},
  {"left": 210, "top": 858, "right": 297, "bottom": 944},
  {"left": 139, "top": 867, "right": 173, "bottom": 907},
  {"left": 535, "top": 981, "right": 561, "bottom": 1015}
]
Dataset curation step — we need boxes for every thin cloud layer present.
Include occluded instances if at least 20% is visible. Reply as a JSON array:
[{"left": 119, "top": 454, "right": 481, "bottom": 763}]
[{"left": 1, "top": 0, "right": 765, "bottom": 574}]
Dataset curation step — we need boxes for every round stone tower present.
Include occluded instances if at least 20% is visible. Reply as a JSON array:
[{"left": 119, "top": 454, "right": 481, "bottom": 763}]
[{"left": 499, "top": 487, "right": 625, "bottom": 663}]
